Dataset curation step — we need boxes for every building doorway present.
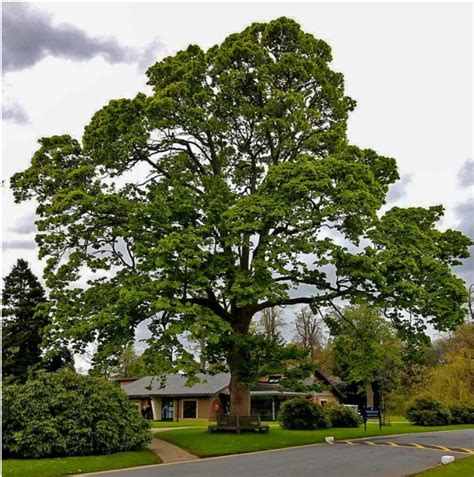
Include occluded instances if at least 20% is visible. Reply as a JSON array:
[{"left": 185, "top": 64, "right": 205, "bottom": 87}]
[{"left": 161, "top": 398, "right": 174, "bottom": 421}]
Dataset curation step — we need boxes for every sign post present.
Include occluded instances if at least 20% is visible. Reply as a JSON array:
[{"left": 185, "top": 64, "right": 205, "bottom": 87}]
[{"left": 361, "top": 406, "right": 382, "bottom": 431}]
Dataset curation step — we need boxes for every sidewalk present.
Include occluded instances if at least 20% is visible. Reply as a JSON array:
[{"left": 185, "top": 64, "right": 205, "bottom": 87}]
[
  {"left": 152, "top": 426, "right": 198, "bottom": 433},
  {"left": 148, "top": 436, "right": 199, "bottom": 463}
]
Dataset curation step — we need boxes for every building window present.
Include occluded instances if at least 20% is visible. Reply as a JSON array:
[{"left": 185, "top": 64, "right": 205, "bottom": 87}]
[
  {"left": 320, "top": 400, "right": 328, "bottom": 406},
  {"left": 251, "top": 397, "right": 274, "bottom": 421},
  {"left": 183, "top": 400, "right": 197, "bottom": 419}
]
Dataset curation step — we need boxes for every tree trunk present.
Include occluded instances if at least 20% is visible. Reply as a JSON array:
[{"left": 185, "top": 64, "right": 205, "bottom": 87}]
[
  {"left": 227, "top": 310, "right": 252, "bottom": 417},
  {"left": 366, "top": 382, "right": 374, "bottom": 407},
  {"left": 229, "top": 375, "right": 251, "bottom": 417}
]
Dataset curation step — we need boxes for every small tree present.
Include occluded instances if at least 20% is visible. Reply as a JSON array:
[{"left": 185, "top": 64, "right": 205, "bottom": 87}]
[{"left": 327, "top": 305, "right": 402, "bottom": 407}]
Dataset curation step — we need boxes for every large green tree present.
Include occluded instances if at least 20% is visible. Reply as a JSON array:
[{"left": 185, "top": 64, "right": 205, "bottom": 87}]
[
  {"left": 2, "top": 259, "right": 48, "bottom": 383},
  {"left": 11, "top": 18, "right": 470, "bottom": 415}
]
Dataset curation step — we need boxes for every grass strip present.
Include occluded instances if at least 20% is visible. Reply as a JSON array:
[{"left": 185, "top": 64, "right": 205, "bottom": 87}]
[
  {"left": 3, "top": 448, "right": 160, "bottom": 477},
  {"left": 411, "top": 456, "right": 474, "bottom": 476}
]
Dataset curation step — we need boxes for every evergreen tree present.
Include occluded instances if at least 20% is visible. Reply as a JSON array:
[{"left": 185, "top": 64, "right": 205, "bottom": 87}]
[{"left": 2, "top": 259, "right": 48, "bottom": 383}]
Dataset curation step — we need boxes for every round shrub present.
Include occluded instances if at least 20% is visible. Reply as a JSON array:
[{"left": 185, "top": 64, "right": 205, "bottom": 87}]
[
  {"left": 406, "top": 397, "right": 452, "bottom": 426},
  {"left": 278, "top": 398, "right": 331, "bottom": 430},
  {"left": 325, "top": 403, "right": 361, "bottom": 428},
  {"left": 3, "top": 369, "right": 151, "bottom": 458},
  {"left": 448, "top": 404, "right": 474, "bottom": 424}
]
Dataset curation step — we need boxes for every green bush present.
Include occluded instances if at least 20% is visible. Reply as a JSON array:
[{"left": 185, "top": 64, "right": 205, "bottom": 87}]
[
  {"left": 3, "top": 369, "right": 151, "bottom": 458},
  {"left": 325, "top": 403, "right": 361, "bottom": 428},
  {"left": 406, "top": 397, "right": 452, "bottom": 426},
  {"left": 278, "top": 398, "right": 331, "bottom": 430},
  {"left": 448, "top": 404, "right": 474, "bottom": 424}
]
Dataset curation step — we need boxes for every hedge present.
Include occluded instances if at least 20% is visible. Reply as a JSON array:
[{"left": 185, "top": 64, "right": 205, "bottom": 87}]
[
  {"left": 3, "top": 369, "right": 151, "bottom": 458},
  {"left": 406, "top": 397, "right": 474, "bottom": 426},
  {"left": 325, "top": 403, "right": 361, "bottom": 428}
]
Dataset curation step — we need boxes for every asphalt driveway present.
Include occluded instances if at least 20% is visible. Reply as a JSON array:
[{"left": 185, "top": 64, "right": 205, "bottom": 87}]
[{"left": 77, "top": 429, "right": 474, "bottom": 477}]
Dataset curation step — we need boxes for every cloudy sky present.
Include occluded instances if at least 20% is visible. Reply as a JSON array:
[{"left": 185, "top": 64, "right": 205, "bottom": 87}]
[{"left": 2, "top": 2, "right": 473, "bottom": 300}]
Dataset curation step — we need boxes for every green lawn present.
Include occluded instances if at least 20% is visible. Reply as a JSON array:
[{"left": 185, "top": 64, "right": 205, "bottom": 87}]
[
  {"left": 2, "top": 448, "right": 160, "bottom": 477},
  {"left": 150, "top": 415, "right": 408, "bottom": 429},
  {"left": 158, "top": 424, "right": 474, "bottom": 457},
  {"left": 412, "top": 456, "right": 474, "bottom": 476},
  {"left": 150, "top": 419, "right": 282, "bottom": 429},
  {"left": 383, "top": 415, "right": 409, "bottom": 423},
  {"left": 150, "top": 419, "right": 211, "bottom": 428}
]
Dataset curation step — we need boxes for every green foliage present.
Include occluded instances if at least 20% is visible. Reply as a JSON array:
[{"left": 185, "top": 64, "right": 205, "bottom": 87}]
[
  {"left": 2, "top": 259, "right": 48, "bottom": 384},
  {"left": 428, "top": 348, "right": 474, "bottom": 405},
  {"left": 406, "top": 397, "right": 452, "bottom": 426},
  {"left": 90, "top": 344, "right": 149, "bottom": 378},
  {"left": 327, "top": 305, "right": 402, "bottom": 395},
  {"left": 325, "top": 403, "right": 361, "bottom": 427},
  {"left": 1, "top": 259, "right": 73, "bottom": 384},
  {"left": 448, "top": 404, "right": 474, "bottom": 425},
  {"left": 2, "top": 369, "right": 150, "bottom": 458},
  {"left": 278, "top": 398, "right": 331, "bottom": 430},
  {"left": 9, "top": 17, "right": 471, "bottom": 403},
  {"left": 388, "top": 323, "right": 474, "bottom": 415},
  {"left": 406, "top": 398, "right": 474, "bottom": 426}
]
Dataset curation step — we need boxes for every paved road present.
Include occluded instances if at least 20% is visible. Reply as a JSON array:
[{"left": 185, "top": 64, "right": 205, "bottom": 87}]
[
  {"left": 78, "top": 429, "right": 474, "bottom": 477},
  {"left": 369, "top": 429, "right": 474, "bottom": 449}
]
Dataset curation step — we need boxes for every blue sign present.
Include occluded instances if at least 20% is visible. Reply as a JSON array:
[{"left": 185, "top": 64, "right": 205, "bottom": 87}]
[
  {"left": 361, "top": 407, "right": 382, "bottom": 430},
  {"left": 364, "top": 408, "right": 380, "bottom": 419}
]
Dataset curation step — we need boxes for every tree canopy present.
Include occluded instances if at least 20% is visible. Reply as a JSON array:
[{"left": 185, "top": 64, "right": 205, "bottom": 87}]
[{"left": 10, "top": 17, "right": 471, "bottom": 414}]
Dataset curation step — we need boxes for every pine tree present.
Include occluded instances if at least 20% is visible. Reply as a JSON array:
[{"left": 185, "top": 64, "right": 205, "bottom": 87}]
[{"left": 2, "top": 259, "right": 48, "bottom": 383}]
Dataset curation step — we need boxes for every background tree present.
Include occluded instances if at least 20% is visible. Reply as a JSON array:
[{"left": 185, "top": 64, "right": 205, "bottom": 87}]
[
  {"left": 428, "top": 347, "right": 473, "bottom": 405},
  {"left": 293, "top": 305, "right": 325, "bottom": 360},
  {"left": 258, "top": 307, "right": 285, "bottom": 343},
  {"left": 327, "top": 304, "right": 402, "bottom": 408},
  {"left": 2, "top": 259, "right": 74, "bottom": 384},
  {"left": 387, "top": 323, "right": 474, "bottom": 413},
  {"left": 90, "top": 344, "right": 148, "bottom": 378},
  {"left": 11, "top": 18, "right": 470, "bottom": 415},
  {"left": 2, "top": 259, "right": 48, "bottom": 384}
]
